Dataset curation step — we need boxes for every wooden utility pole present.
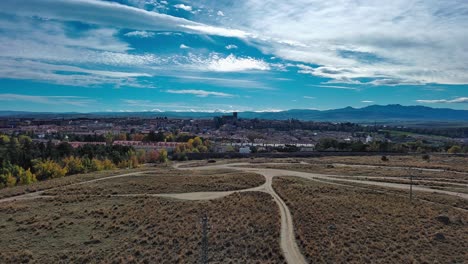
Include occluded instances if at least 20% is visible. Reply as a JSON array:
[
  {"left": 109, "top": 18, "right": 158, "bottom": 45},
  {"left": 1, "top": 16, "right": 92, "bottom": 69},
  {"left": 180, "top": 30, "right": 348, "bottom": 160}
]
[
  {"left": 410, "top": 172, "right": 413, "bottom": 203},
  {"left": 200, "top": 214, "right": 209, "bottom": 264}
]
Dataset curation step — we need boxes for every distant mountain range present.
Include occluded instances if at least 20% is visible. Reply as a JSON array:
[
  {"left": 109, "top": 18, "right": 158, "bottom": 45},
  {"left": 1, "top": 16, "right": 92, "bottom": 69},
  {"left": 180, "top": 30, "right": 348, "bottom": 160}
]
[{"left": 1, "top": 105, "right": 467, "bottom": 122}]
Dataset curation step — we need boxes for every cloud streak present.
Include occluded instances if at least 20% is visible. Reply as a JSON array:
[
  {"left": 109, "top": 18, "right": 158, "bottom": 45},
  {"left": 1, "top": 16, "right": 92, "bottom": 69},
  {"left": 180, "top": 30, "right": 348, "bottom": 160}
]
[
  {"left": 0, "top": 0, "right": 248, "bottom": 38},
  {"left": 166, "top": 89, "right": 235, "bottom": 98},
  {"left": 218, "top": 0, "right": 468, "bottom": 85},
  {"left": 0, "top": 94, "right": 95, "bottom": 107},
  {"left": 416, "top": 97, "right": 468, "bottom": 104}
]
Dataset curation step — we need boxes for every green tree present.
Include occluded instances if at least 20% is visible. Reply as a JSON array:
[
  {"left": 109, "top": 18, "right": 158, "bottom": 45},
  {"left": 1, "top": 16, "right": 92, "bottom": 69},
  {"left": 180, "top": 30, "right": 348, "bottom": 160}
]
[
  {"left": 158, "top": 149, "right": 168, "bottom": 163},
  {"left": 447, "top": 145, "right": 462, "bottom": 154},
  {"left": 62, "top": 156, "right": 85, "bottom": 175},
  {"left": 18, "top": 169, "right": 37, "bottom": 185},
  {"left": 0, "top": 134, "right": 10, "bottom": 144},
  {"left": 192, "top": 137, "right": 203, "bottom": 148},
  {"left": 33, "top": 159, "right": 67, "bottom": 180},
  {"left": 5, "top": 172, "right": 16, "bottom": 187}
]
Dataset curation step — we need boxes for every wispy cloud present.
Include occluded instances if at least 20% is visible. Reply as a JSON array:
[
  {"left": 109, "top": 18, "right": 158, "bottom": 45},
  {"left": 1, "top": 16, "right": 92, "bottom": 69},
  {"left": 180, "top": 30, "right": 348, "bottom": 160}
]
[
  {"left": 416, "top": 97, "right": 468, "bottom": 104},
  {"left": 166, "top": 89, "right": 235, "bottom": 98},
  {"left": 174, "top": 4, "right": 192, "bottom": 11},
  {"left": 308, "top": 84, "right": 360, "bottom": 91},
  {"left": 201, "top": 54, "right": 270, "bottom": 72},
  {"left": 225, "top": 44, "right": 238, "bottom": 50},
  {"left": 0, "top": 59, "right": 151, "bottom": 87},
  {"left": 0, "top": 0, "right": 246, "bottom": 38},
  {"left": 303, "top": 96, "right": 316, "bottom": 99},
  {"left": 361, "top": 100, "right": 374, "bottom": 103},
  {"left": 0, "top": 94, "right": 95, "bottom": 107},
  {"left": 172, "top": 75, "right": 273, "bottom": 90},
  {"left": 216, "top": 0, "right": 468, "bottom": 85},
  {"left": 121, "top": 100, "right": 258, "bottom": 112},
  {"left": 124, "top": 30, "right": 155, "bottom": 38}
]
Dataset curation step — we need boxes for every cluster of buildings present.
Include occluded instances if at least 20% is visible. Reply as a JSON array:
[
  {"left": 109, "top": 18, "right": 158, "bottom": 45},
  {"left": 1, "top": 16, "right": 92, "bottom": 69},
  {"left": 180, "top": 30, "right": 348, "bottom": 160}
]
[{"left": 2, "top": 112, "right": 462, "bottom": 154}]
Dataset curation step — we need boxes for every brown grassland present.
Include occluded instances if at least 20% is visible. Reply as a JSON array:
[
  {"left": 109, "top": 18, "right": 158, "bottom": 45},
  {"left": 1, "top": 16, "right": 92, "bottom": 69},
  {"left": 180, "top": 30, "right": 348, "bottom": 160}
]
[
  {"left": 43, "top": 170, "right": 264, "bottom": 196},
  {"left": 0, "top": 155, "right": 466, "bottom": 263},
  {"left": 273, "top": 176, "right": 468, "bottom": 263},
  {"left": 0, "top": 179, "right": 281, "bottom": 263},
  {"left": 312, "top": 155, "right": 468, "bottom": 172},
  {"left": 0, "top": 167, "right": 153, "bottom": 200}
]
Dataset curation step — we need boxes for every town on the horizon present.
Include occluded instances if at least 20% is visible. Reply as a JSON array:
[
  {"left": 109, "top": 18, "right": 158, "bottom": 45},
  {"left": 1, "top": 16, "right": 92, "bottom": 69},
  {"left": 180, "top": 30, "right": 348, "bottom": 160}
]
[{"left": 1, "top": 111, "right": 466, "bottom": 159}]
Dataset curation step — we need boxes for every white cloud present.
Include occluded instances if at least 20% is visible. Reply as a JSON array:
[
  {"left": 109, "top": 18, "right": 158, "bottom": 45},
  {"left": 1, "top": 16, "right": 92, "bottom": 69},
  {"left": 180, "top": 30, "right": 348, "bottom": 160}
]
[
  {"left": 124, "top": 31, "right": 155, "bottom": 38},
  {"left": 225, "top": 44, "right": 238, "bottom": 50},
  {"left": 174, "top": 4, "right": 192, "bottom": 11},
  {"left": 217, "top": 10, "right": 225, "bottom": 16},
  {"left": 308, "top": 84, "right": 360, "bottom": 91},
  {"left": 0, "top": 0, "right": 248, "bottom": 38},
  {"left": 361, "top": 100, "right": 374, "bottom": 103},
  {"left": 0, "top": 59, "right": 151, "bottom": 87},
  {"left": 201, "top": 54, "right": 270, "bottom": 72},
  {"left": 166, "top": 89, "right": 235, "bottom": 98},
  {"left": 215, "top": 0, "right": 468, "bottom": 85},
  {"left": 179, "top": 44, "right": 190, "bottom": 49},
  {"left": 179, "top": 25, "right": 250, "bottom": 38},
  {"left": 0, "top": 94, "right": 95, "bottom": 107},
  {"left": 303, "top": 96, "right": 316, "bottom": 99},
  {"left": 416, "top": 97, "right": 468, "bottom": 104},
  {"left": 121, "top": 100, "right": 278, "bottom": 112},
  {"left": 172, "top": 76, "right": 272, "bottom": 90}
]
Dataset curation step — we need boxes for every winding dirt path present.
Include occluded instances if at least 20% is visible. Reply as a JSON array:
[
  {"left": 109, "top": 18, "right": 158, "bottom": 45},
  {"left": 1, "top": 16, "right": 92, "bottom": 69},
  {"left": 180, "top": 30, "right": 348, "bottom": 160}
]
[
  {"left": 2, "top": 162, "right": 467, "bottom": 264},
  {"left": 0, "top": 171, "right": 147, "bottom": 204},
  {"left": 179, "top": 163, "right": 468, "bottom": 199},
  {"left": 174, "top": 164, "right": 308, "bottom": 264}
]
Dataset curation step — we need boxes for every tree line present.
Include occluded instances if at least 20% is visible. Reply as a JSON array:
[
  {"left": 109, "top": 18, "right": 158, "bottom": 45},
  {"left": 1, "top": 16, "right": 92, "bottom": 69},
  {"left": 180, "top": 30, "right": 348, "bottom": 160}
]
[{"left": 0, "top": 134, "right": 168, "bottom": 189}]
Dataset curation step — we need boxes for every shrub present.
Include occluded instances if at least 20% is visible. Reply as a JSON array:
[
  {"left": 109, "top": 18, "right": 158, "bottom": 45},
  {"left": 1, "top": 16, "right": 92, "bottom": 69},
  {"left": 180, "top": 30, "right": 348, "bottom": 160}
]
[
  {"left": 447, "top": 145, "right": 462, "bottom": 154},
  {"left": 381, "top": 156, "right": 389, "bottom": 162},
  {"left": 5, "top": 172, "right": 16, "bottom": 187},
  {"left": 33, "top": 159, "right": 67, "bottom": 180},
  {"left": 158, "top": 149, "right": 168, "bottom": 163},
  {"left": 18, "top": 169, "right": 37, "bottom": 185},
  {"left": 91, "top": 158, "right": 104, "bottom": 171},
  {"left": 101, "top": 159, "right": 116, "bottom": 170},
  {"left": 62, "top": 156, "right": 85, "bottom": 175},
  {"left": 422, "top": 154, "right": 430, "bottom": 162}
]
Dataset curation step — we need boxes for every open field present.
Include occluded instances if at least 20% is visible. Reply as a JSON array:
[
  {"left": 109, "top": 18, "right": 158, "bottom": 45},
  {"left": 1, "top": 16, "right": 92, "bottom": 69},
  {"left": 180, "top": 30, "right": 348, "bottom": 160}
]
[
  {"left": 44, "top": 170, "right": 264, "bottom": 196},
  {"left": 273, "top": 176, "right": 468, "bottom": 263},
  {"left": 0, "top": 167, "right": 154, "bottom": 200},
  {"left": 0, "top": 186, "right": 281, "bottom": 263},
  {"left": 306, "top": 155, "right": 468, "bottom": 173},
  {"left": 0, "top": 155, "right": 466, "bottom": 263}
]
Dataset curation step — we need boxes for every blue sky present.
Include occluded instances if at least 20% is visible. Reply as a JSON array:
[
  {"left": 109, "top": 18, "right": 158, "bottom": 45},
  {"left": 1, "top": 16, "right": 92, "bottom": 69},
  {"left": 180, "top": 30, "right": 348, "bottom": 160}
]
[{"left": 0, "top": 0, "right": 467, "bottom": 112}]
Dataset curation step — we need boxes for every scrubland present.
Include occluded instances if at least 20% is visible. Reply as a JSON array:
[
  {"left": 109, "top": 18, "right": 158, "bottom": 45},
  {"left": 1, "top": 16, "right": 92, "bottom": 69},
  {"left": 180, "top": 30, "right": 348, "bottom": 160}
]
[
  {"left": 44, "top": 170, "right": 264, "bottom": 196},
  {"left": 273, "top": 176, "right": 468, "bottom": 263},
  {"left": 0, "top": 192, "right": 281, "bottom": 263}
]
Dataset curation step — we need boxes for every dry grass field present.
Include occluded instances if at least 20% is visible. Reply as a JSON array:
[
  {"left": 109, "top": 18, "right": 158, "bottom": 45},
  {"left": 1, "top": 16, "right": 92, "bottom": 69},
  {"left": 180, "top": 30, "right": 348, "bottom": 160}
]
[
  {"left": 240, "top": 155, "right": 468, "bottom": 206},
  {"left": 0, "top": 155, "right": 466, "bottom": 263},
  {"left": 0, "top": 167, "right": 154, "bottom": 200},
  {"left": 0, "top": 187, "right": 281, "bottom": 263},
  {"left": 44, "top": 170, "right": 264, "bottom": 196},
  {"left": 313, "top": 155, "right": 468, "bottom": 172},
  {"left": 273, "top": 176, "right": 468, "bottom": 263},
  {"left": 0, "top": 164, "right": 281, "bottom": 263}
]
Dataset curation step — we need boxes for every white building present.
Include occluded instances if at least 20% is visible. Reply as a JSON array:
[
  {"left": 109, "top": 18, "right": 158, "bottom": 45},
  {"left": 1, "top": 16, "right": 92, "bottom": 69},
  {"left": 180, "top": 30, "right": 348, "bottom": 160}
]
[{"left": 239, "top": 147, "right": 251, "bottom": 154}]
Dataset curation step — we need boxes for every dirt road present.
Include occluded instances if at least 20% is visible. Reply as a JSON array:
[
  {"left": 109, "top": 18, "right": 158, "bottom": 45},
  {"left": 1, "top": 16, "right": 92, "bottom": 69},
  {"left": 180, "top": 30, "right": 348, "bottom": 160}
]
[
  {"left": 0, "top": 171, "right": 147, "bottom": 204},
  {"left": 174, "top": 163, "right": 308, "bottom": 264},
  {"left": 2, "top": 162, "right": 467, "bottom": 264}
]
